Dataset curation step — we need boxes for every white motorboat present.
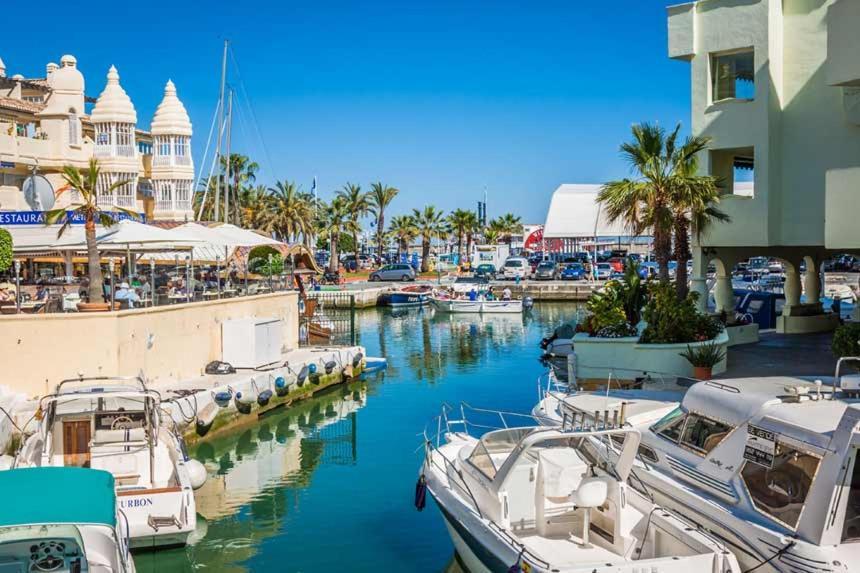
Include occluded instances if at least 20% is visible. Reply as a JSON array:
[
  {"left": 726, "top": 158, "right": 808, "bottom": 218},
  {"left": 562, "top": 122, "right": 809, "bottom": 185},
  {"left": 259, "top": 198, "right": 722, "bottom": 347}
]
[
  {"left": 568, "top": 368, "right": 860, "bottom": 572},
  {"left": 13, "top": 376, "right": 207, "bottom": 549},
  {"left": 0, "top": 467, "right": 136, "bottom": 572},
  {"left": 431, "top": 296, "right": 526, "bottom": 314},
  {"left": 420, "top": 404, "right": 741, "bottom": 573}
]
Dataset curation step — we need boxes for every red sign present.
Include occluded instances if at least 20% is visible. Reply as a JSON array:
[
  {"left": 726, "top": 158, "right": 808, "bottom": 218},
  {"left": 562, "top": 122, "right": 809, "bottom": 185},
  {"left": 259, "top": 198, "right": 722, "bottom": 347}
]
[{"left": 523, "top": 227, "right": 563, "bottom": 253}]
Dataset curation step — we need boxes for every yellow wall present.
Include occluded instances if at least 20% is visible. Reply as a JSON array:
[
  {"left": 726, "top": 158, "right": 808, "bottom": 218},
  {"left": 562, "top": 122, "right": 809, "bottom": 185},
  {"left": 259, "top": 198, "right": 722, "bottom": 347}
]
[{"left": 0, "top": 292, "right": 299, "bottom": 397}]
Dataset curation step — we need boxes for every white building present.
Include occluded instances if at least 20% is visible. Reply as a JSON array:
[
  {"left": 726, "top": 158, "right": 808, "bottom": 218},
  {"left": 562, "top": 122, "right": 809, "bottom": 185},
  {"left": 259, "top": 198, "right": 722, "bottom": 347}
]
[
  {"left": 0, "top": 54, "right": 194, "bottom": 222},
  {"left": 668, "top": 0, "right": 860, "bottom": 331}
]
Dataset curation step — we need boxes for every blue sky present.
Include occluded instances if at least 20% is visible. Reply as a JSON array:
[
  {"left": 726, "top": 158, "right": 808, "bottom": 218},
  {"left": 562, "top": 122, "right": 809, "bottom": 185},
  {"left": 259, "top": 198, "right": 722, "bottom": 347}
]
[{"left": 3, "top": 1, "right": 688, "bottom": 223}]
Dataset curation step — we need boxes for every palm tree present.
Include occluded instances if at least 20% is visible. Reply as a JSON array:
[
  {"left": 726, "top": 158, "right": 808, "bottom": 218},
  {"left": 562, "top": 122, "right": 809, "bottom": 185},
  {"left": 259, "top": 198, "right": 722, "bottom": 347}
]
[
  {"left": 599, "top": 123, "right": 680, "bottom": 284},
  {"left": 670, "top": 138, "right": 730, "bottom": 298},
  {"left": 412, "top": 206, "right": 447, "bottom": 273},
  {"left": 388, "top": 215, "right": 418, "bottom": 261},
  {"left": 268, "top": 180, "right": 313, "bottom": 244},
  {"left": 238, "top": 184, "right": 272, "bottom": 231},
  {"left": 222, "top": 153, "right": 260, "bottom": 224},
  {"left": 463, "top": 210, "right": 480, "bottom": 262},
  {"left": 492, "top": 213, "right": 523, "bottom": 244},
  {"left": 447, "top": 209, "right": 472, "bottom": 264},
  {"left": 483, "top": 226, "right": 501, "bottom": 245},
  {"left": 45, "top": 158, "right": 137, "bottom": 303},
  {"left": 317, "top": 197, "right": 356, "bottom": 272},
  {"left": 336, "top": 183, "right": 369, "bottom": 256},
  {"left": 368, "top": 182, "right": 399, "bottom": 261}
]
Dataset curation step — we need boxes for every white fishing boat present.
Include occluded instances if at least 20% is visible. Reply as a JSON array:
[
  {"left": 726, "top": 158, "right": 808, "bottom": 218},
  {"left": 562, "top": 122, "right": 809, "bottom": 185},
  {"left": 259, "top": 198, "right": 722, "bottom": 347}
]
[
  {"left": 0, "top": 467, "right": 136, "bottom": 572},
  {"left": 430, "top": 296, "right": 528, "bottom": 314},
  {"left": 419, "top": 404, "right": 741, "bottom": 573},
  {"left": 560, "top": 369, "right": 860, "bottom": 573},
  {"left": 13, "top": 376, "right": 207, "bottom": 549}
]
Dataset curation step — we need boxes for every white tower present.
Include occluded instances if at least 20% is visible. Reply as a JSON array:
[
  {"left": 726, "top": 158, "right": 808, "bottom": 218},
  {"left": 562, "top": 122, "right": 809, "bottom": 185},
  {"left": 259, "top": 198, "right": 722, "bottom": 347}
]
[
  {"left": 37, "top": 55, "right": 85, "bottom": 151},
  {"left": 90, "top": 65, "right": 139, "bottom": 209},
  {"left": 150, "top": 80, "right": 194, "bottom": 220}
]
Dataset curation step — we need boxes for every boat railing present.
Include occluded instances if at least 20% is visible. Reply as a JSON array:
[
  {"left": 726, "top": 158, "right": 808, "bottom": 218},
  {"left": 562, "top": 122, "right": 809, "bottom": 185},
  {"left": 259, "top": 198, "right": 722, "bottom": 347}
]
[
  {"left": 485, "top": 520, "right": 552, "bottom": 570},
  {"left": 422, "top": 438, "right": 484, "bottom": 519},
  {"left": 438, "top": 402, "right": 553, "bottom": 439}
]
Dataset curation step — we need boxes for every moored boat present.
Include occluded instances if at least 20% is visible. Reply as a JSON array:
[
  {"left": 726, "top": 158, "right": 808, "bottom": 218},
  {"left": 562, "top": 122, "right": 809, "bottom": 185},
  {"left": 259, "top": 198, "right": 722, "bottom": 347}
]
[
  {"left": 0, "top": 467, "right": 136, "bottom": 572},
  {"left": 379, "top": 285, "right": 432, "bottom": 307},
  {"left": 13, "top": 376, "right": 207, "bottom": 549},
  {"left": 420, "top": 404, "right": 741, "bottom": 573},
  {"left": 430, "top": 295, "right": 529, "bottom": 314}
]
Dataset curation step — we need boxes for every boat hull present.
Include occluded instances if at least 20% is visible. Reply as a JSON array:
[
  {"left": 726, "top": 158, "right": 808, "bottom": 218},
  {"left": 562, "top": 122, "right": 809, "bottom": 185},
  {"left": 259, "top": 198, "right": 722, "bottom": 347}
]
[{"left": 380, "top": 291, "right": 430, "bottom": 307}]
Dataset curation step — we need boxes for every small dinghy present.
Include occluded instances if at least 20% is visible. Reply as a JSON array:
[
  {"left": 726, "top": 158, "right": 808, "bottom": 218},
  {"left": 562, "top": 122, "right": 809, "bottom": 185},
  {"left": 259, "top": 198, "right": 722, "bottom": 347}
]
[
  {"left": 420, "top": 404, "right": 740, "bottom": 573},
  {"left": 379, "top": 284, "right": 433, "bottom": 307}
]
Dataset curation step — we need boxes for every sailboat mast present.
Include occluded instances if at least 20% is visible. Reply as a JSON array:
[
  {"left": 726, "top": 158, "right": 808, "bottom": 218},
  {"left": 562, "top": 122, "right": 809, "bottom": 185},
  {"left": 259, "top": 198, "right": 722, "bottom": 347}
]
[
  {"left": 224, "top": 89, "right": 234, "bottom": 224},
  {"left": 213, "top": 39, "right": 228, "bottom": 221}
]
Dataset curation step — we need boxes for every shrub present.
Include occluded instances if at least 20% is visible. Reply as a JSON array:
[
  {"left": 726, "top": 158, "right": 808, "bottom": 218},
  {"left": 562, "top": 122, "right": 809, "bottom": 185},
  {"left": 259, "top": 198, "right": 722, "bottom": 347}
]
[
  {"left": 640, "top": 282, "right": 724, "bottom": 344},
  {"left": 679, "top": 341, "right": 727, "bottom": 368},
  {"left": 584, "top": 260, "right": 647, "bottom": 338},
  {"left": 0, "top": 228, "right": 11, "bottom": 273},
  {"left": 832, "top": 323, "right": 860, "bottom": 359}
]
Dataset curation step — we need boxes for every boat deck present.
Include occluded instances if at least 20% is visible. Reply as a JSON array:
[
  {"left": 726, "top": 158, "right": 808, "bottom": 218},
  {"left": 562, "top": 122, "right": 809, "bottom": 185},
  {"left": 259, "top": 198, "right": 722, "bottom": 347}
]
[{"left": 519, "top": 533, "right": 623, "bottom": 567}]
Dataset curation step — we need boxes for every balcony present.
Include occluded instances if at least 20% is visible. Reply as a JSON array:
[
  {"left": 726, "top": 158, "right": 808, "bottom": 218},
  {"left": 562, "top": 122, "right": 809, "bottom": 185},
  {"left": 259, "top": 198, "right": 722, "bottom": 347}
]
[
  {"left": 826, "top": 0, "right": 860, "bottom": 87},
  {"left": 668, "top": 3, "right": 696, "bottom": 61}
]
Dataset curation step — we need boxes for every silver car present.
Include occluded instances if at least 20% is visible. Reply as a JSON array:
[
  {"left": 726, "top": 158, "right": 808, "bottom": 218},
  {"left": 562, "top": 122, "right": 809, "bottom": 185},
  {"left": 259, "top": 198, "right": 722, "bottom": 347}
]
[
  {"left": 533, "top": 262, "right": 558, "bottom": 280},
  {"left": 369, "top": 264, "right": 416, "bottom": 282}
]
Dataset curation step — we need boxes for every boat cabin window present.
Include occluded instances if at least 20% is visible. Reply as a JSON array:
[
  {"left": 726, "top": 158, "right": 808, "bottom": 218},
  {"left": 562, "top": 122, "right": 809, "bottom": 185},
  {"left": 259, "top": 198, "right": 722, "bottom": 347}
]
[
  {"left": 466, "top": 428, "right": 531, "bottom": 480},
  {"left": 652, "top": 407, "right": 686, "bottom": 443},
  {"left": 842, "top": 450, "right": 860, "bottom": 542},
  {"left": 679, "top": 415, "right": 732, "bottom": 455},
  {"left": 741, "top": 441, "right": 821, "bottom": 530}
]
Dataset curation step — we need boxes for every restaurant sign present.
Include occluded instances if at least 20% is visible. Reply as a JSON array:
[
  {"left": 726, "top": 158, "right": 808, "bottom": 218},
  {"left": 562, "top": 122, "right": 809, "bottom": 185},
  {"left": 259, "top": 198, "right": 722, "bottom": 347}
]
[{"left": 0, "top": 210, "right": 144, "bottom": 226}]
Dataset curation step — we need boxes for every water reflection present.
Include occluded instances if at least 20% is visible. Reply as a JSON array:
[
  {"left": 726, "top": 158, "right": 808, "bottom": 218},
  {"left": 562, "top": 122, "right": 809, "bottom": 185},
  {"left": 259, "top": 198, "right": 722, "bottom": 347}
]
[{"left": 135, "top": 381, "right": 367, "bottom": 572}]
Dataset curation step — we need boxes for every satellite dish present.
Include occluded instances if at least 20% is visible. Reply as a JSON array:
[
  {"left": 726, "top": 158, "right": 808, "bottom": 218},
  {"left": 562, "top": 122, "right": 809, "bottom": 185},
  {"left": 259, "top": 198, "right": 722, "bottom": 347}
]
[{"left": 23, "top": 175, "right": 55, "bottom": 211}]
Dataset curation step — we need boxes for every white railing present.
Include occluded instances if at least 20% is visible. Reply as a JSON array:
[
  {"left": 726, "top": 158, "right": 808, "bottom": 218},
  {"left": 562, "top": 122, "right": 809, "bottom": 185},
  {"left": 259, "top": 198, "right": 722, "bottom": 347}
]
[
  {"left": 152, "top": 155, "right": 172, "bottom": 167},
  {"left": 94, "top": 144, "right": 136, "bottom": 158}
]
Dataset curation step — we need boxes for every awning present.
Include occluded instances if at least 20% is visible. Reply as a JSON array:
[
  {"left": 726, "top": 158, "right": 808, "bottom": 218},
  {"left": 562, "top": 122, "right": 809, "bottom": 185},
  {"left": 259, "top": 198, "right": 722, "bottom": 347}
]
[{"left": 542, "top": 184, "right": 634, "bottom": 239}]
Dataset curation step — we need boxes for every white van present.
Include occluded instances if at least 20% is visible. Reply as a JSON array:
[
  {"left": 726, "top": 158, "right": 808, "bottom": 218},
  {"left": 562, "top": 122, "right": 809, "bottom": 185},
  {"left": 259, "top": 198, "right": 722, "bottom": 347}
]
[{"left": 502, "top": 257, "right": 529, "bottom": 280}]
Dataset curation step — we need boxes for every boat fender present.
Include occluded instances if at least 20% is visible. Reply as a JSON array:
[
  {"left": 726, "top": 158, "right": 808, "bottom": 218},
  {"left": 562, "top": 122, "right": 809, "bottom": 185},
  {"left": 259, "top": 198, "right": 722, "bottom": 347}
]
[
  {"left": 325, "top": 360, "right": 337, "bottom": 374},
  {"left": 274, "top": 376, "right": 289, "bottom": 397},
  {"left": 309, "top": 363, "right": 318, "bottom": 374},
  {"left": 414, "top": 474, "right": 427, "bottom": 511},
  {"left": 195, "top": 402, "right": 219, "bottom": 437},
  {"left": 352, "top": 352, "right": 364, "bottom": 368},
  {"left": 310, "top": 372, "right": 322, "bottom": 385},
  {"left": 257, "top": 389, "right": 273, "bottom": 407},
  {"left": 213, "top": 389, "right": 233, "bottom": 407},
  {"left": 297, "top": 365, "right": 309, "bottom": 386},
  {"left": 234, "top": 391, "right": 256, "bottom": 414},
  {"left": 186, "top": 459, "right": 207, "bottom": 490},
  {"left": 523, "top": 296, "right": 534, "bottom": 310},
  {"left": 507, "top": 549, "right": 527, "bottom": 573}
]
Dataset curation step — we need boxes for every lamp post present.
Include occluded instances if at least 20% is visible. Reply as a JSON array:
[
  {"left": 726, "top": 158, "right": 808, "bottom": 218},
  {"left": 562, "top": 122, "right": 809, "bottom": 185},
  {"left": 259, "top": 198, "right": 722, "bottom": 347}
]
[
  {"left": 215, "top": 254, "right": 221, "bottom": 299},
  {"left": 14, "top": 259, "right": 21, "bottom": 314},
  {"left": 185, "top": 255, "right": 191, "bottom": 303},
  {"left": 149, "top": 259, "right": 156, "bottom": 307},
  {"left": 109, "top": 258, "right": 116, "bottom": 308}
]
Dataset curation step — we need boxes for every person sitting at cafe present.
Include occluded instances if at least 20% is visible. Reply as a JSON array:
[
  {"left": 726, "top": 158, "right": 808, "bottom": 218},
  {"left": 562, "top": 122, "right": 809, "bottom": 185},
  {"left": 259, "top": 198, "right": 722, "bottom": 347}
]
[
  {"left": 0, "top": 287, "right": 13, "bottom": 302},
  {"left": 502, "top": 287, "right": 512, "bottom": 301},
  {"left": 485, "top": 286, "right": 495, "bottom": 301},
  {"left": 115, "top": 282, "right": 141, "bottom": 308},
  {"left": 34, "top": 284, "right": 49, "bottom": 301}
]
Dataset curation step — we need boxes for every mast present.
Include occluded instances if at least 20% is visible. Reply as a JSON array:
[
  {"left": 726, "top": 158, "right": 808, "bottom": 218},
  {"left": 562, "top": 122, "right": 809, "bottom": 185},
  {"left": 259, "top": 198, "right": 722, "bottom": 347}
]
[
  {"left": 213, "top": 40, "right": 228, "bottom": 221},
  {"left": 224, "top": 88, "right": 234, "bottom": 224}
]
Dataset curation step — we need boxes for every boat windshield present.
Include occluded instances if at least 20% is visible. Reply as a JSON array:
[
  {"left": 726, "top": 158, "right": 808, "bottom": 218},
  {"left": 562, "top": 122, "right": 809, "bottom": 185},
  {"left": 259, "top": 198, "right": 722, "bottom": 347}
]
[
  {"left": 467, "top": 428, "right": 532, "bottom": 480},
  {"left": 842, "top": 450, "right": 860, "bottom": 542}
]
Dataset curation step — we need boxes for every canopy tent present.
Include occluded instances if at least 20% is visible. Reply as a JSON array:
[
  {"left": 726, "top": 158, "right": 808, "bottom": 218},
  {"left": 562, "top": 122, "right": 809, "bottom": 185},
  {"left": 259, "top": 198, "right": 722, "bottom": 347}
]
[
  {"left": 209, "top": 224, "right": 282, "bottom": 247},
  {"left": 138, "top": 222, "right": 233, "bottom": 264},
  {"left": 542, "top": 184, "right": 634, "bottom": 239},
  {"left": 50, "top": 220, "right": 201, "bottom": 251}
]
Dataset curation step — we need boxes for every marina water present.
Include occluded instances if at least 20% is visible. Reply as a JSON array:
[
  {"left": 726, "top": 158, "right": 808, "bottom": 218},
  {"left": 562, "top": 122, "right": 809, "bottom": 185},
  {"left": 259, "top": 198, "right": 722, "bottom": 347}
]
[{"left": 135, "top": 303, "right": 580, "bottom": 572}]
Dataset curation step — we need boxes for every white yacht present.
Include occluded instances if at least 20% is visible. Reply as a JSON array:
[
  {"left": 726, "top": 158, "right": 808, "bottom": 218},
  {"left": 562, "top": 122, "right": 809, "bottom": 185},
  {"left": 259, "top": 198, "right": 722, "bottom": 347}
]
[
  {"left": 431, "top": 296, "right": 526, "bottom": 314},
  {"left": 0, "top": 467, "right": 136, "bottom": 572},
  {"left": 562, "top": 372, "right": 860, "bottom": 572},
  {"left": 13, "top": 376, "right": 206, "bottom": 549},
  {"left": 421, "top": 405, "right": 741, "bottom": 573}
]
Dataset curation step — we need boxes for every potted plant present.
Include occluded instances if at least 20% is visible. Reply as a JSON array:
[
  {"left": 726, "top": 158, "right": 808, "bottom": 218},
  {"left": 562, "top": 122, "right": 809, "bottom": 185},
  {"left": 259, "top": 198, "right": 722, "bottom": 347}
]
[
  {"left": 45, "top": 159, "right": 136, "bottom": 312},
  {"left": 679, "top": 342, "right": 727, "bottom": 380}
]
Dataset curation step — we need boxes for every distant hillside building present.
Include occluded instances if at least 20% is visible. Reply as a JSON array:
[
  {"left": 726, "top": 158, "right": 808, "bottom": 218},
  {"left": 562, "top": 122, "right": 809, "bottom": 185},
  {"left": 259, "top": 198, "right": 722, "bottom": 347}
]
[
  {"left": 0, "top": 54, "right": 194, "bottom": 222},
  {"left": 668, "top": 0, "right": 860, "bottom": 331}
]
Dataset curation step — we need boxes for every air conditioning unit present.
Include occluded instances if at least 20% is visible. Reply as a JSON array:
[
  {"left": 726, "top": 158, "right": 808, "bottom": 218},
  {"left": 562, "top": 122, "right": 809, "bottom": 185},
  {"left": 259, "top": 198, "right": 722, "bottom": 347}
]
[{"left": 221, "top": 317, "right": 283, "bottom": 368}]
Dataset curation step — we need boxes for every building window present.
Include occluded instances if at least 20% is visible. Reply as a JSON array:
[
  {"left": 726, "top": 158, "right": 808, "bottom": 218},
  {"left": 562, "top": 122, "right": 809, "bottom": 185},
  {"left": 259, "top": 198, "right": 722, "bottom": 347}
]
[
  {"left": 711, "top": 50, "right": 755, "bottom": 102},
  {"left": 68, "top": 108, "right": 79, "bottom": 145},
  {"left": 710, "top": 147, "right": 754, "bottom": 197},
  {"left": 741, "top": 441, "right": 821, "bottom": 530},
  {"left": 732, "top": 155, "right": 754, "bottom": 197}
]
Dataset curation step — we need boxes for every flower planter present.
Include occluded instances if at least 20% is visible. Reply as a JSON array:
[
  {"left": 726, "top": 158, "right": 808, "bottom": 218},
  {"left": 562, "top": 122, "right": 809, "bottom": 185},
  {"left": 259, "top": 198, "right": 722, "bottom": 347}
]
[
  {"left": 692, "top": 366, "right": 713, "bottom": 380},
  {"left": 76, "top": 302, "right": 120, "bottom": 312}
]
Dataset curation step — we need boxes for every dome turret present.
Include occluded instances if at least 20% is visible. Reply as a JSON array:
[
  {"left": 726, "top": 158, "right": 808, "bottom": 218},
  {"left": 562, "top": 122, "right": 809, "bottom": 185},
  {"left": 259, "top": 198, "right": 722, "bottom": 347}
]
[
  {"left": 151, "top": 80, "right": 192, "bottom": 136},
  {"left": 0, "top": 57, "right": 6, "bottom": 78},
  {"left": 91, "top": 65, "right": 137, "bottom": 124}
]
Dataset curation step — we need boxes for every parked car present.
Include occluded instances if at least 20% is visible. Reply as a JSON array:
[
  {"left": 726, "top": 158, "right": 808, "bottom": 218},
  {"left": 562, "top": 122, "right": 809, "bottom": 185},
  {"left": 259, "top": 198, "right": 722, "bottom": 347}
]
[
  {"left": 607, "top": 257, "right": 626, "bottom": 273},
  {"left": 594, "top": 262, "right": 613, "bottom": 280},
  {"left": 533, "top": 261, "right": 558, "bottom": 280},
  {"left": 369, "top": 264, "right": 416, "bottom": 282},
  {"left": 559, "top": 263, "right": 585, "bottom": 280},
  {"left": 502, "top": 257, "right": 529, "bottom": 280},
  {"left": 473, "top": 263, "right": 497, "bottom": 280}
]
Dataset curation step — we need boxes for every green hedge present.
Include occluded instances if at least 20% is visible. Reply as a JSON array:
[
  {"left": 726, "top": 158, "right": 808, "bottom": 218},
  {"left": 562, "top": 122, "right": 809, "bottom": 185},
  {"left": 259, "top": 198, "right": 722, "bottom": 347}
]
[{"left": 0, "top": 228, "right": 12, "bottom": 273}]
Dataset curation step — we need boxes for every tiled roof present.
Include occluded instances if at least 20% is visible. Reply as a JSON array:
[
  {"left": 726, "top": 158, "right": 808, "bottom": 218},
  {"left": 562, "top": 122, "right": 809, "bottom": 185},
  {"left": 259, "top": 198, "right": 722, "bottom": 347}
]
[
  {"left": 0, "top": 96, "right": 45, "bottom": 114},
  {"left": 23, "top": 78, "right": 49, "bottom": 88}
]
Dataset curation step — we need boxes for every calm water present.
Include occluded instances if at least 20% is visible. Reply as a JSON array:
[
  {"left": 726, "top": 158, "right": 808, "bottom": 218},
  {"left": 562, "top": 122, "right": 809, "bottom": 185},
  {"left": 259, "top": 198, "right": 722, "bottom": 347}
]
[{"left": 136, "top": 303, "right": 580, "bottom": 573}]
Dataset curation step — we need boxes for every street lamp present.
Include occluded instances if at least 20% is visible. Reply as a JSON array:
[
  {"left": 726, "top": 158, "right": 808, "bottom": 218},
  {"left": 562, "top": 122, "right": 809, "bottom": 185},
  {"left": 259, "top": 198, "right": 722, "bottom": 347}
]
[
  {"left": 108, "top": 258, "right": 116, "bottom": 308},
  {"left": 149, "top": 259, "right": 156, "bottom": 307},
  {"left": 14, "top": 259, "right": 21, "bottom": 314}
]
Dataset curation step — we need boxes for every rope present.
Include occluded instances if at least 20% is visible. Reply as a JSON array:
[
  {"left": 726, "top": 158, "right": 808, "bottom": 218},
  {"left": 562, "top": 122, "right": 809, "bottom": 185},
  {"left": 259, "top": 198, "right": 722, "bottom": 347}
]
[{"left": 742, "top": 540, "right": 796, "bottom": 573}]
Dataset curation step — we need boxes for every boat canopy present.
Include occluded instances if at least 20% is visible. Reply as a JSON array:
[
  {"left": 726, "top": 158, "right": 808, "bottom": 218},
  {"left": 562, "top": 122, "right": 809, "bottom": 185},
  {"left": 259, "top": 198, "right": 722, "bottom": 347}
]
[{"left": 0, "top": 468, "right": 117, "bottom": 528}]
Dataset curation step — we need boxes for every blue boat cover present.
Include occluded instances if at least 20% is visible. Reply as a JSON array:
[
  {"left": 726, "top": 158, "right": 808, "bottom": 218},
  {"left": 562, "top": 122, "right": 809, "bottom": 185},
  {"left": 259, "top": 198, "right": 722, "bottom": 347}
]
[{"left": 0, "top": 467, "right": 117, "bottom": 527}]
